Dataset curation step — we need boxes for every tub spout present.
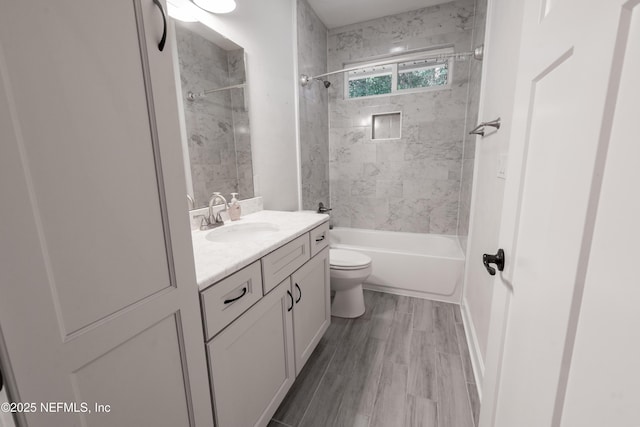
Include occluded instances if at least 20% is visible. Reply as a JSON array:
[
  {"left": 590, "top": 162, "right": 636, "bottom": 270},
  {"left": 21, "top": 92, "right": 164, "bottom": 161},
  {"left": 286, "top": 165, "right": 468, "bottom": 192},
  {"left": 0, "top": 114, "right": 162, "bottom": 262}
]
[{"left": 318, "top": 202, "right": 332, "bottom": 214}]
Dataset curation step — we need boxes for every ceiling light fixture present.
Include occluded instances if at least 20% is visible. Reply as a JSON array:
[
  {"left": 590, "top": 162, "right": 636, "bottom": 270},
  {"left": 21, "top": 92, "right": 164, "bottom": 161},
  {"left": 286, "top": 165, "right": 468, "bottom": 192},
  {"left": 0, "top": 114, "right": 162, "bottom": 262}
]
[
  {"left": 193, "top": 0, "right": 237, "bottom": 14},
  {"left": 166, "top": 0, "right": 198, "bottom": 22}
]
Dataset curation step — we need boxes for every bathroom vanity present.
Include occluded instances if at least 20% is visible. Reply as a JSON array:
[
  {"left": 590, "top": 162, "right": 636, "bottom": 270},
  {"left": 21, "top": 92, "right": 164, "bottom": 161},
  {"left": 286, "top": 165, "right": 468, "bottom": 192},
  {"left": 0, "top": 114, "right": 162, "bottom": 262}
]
[{"left": 191, "top": 211, "right": 331, "bottom": 427}]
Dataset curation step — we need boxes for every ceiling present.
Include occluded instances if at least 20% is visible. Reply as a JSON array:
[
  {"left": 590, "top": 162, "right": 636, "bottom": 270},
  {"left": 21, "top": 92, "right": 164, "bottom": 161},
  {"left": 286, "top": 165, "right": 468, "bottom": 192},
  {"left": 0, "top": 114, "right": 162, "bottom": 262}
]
[{"left": 306, "top": 0, "right": 453, "bottom": 29}]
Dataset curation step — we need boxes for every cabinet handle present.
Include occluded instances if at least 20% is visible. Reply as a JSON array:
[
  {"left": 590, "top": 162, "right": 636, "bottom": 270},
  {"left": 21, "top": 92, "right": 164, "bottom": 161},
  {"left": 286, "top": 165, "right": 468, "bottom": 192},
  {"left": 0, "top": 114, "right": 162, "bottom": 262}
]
[
  {"left": 315, "top": 235, "right": 325, "bottom": 242},
  {"left": 0, "top": 365, "right": 3, "bottom": 392},
  {"left": 295, "top": 283, "right": 302, "bottom": 303},
  {"left": 152, "top": 0, "right": 167, "bottom": 52},
  {"left": 223, "top": 287, "right": 247, "bottom": 304},
  {"left": 287, "top": 290, "right": 293, "bottom": 312}
]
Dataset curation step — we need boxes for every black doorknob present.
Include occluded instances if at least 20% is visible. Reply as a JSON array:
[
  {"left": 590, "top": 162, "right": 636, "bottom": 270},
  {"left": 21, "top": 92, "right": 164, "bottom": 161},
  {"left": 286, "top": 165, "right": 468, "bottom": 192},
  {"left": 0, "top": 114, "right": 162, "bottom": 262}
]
[{"left": 483, "top": 249, "right": 505, "bottom": 276}]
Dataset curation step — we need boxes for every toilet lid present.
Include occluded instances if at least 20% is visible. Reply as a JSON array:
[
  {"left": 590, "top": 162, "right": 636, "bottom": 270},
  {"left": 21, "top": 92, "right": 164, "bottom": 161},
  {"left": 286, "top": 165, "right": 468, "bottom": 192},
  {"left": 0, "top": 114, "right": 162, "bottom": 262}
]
[{"left": 330, "top": 249, "right": 371, "bottom": 269}]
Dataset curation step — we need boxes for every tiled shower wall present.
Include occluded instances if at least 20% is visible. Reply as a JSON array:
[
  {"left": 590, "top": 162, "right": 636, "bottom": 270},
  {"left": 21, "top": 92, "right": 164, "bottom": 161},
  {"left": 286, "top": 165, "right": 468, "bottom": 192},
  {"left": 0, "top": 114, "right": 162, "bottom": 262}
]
[
  {"left": 458, "top": 0, "right": 488, "bottom": 251},
  {"left": 298, "top": 0, "right": 330, "bottom": 211},
  {"left": 176, "top": 26, "right": 253, "bottom": 209},
  {"left": 328, "top": 0, "right": 476, "bottom": 234}
]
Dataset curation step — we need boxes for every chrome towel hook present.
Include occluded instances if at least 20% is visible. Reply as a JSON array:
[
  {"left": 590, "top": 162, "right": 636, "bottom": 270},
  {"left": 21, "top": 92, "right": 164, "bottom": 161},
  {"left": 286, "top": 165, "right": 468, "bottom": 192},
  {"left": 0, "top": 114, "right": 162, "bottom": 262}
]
[{"left": 470, "top": 117, "right": 501, "bottom": 137}]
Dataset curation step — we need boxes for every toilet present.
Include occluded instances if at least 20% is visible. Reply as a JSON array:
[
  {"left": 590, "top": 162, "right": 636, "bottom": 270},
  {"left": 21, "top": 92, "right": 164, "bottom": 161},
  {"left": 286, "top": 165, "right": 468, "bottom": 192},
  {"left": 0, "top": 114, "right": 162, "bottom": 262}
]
[{"left": 329, "top": 249, "right": 372, "bottom": 318}]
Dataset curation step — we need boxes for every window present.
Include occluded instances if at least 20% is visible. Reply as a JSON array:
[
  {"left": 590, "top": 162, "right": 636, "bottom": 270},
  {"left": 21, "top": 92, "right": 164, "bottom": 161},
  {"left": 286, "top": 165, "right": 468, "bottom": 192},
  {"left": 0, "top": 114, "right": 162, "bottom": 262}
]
[
  {"left": 345, "top": 48, "right": 453, "bottom": 99},
  {"left": 397, "top": 60, "right": 449, "bottom": 91},
  {"left": 348, "top": 65, "right": 393, "bottom": 98}
]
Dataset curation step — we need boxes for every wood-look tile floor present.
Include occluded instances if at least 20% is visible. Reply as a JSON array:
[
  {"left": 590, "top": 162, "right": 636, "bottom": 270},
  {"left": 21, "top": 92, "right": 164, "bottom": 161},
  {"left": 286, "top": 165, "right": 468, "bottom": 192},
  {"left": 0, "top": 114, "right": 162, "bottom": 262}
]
[{"left": 270, "top": 291, "right": 479, "bottom": 427}]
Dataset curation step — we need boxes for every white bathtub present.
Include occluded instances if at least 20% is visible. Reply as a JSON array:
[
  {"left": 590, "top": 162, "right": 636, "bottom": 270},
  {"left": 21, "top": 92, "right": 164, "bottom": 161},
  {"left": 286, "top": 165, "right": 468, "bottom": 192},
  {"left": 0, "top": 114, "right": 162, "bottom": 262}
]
[{"left": 330, "top": 227, "right": 465, "bottom": 302}]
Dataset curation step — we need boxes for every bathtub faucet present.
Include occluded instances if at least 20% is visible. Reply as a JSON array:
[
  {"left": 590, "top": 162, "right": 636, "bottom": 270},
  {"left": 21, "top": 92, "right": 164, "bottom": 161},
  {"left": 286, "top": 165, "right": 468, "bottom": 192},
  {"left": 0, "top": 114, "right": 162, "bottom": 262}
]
[{"left": 317, "top": 202, "right": 332, "bottom": 214}]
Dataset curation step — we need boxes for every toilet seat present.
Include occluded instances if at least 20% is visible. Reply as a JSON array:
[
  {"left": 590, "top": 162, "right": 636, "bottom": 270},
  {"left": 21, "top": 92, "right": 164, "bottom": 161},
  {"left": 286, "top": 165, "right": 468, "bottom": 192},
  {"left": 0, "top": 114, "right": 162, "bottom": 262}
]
[{"left": 330, "top": 249, "right": 371, "bottom": 270}]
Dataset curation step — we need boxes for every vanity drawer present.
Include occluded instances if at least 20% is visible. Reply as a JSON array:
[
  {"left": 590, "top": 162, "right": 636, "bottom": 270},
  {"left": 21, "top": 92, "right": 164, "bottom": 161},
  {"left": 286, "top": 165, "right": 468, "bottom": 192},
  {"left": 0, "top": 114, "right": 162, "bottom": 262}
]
[
  {"left": 261, "top": 234, "right": 310, "bottom": 294},
  {"left": 201, "top": 261, "right": 263, "bottom": 340},
  {"left": 309, "top": 221, "right": 329, "bottom": 257}
]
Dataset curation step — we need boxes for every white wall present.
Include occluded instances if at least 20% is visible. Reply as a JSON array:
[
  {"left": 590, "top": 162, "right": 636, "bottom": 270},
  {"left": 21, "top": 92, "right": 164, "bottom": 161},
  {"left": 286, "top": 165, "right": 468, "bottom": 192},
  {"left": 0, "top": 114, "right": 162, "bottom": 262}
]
[
  {"left": 461, "top": 0, "right": 525, "bottom": 384},
  {"left": 174, "top": 0, "right": 300, "bottom": 210}
]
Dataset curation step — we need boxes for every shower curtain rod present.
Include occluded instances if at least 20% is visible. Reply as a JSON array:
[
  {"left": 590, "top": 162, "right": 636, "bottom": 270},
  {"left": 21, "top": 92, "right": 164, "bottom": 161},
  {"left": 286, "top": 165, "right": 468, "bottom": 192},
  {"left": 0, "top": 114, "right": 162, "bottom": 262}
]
[
  {"left": 300, "top": 45, "right": 484, "bottom": 86},
  {"left": 187, "top": 82, "right": 246, "bottom": 101}
]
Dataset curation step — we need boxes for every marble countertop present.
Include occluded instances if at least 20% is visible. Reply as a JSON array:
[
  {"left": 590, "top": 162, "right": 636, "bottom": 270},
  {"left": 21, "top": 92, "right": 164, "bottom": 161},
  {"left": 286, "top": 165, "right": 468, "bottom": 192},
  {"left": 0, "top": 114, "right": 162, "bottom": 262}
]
[{"left": 191, "top": 210, "right": 329, "bottom": 290}]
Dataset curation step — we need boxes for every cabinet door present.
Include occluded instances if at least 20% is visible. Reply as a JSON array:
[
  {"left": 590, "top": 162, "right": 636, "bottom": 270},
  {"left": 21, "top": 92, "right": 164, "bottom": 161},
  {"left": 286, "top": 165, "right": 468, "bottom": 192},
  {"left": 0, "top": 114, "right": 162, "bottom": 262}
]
[
  {"left": 208, "top": 279, "right": 296, "bottom": 427},
  {"left": 0, "top": 1, "right": 212, "bottom": 426},
  {"left": 291, "top": 247, "right": 331, "bottom": 374}
]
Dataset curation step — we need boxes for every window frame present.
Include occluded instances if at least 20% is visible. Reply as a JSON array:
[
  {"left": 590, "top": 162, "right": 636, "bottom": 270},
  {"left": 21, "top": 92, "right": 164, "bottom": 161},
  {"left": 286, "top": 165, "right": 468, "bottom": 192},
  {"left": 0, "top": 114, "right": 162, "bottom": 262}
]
[{"left": 343, "top": 47, "right": 454, "bottom": 100}]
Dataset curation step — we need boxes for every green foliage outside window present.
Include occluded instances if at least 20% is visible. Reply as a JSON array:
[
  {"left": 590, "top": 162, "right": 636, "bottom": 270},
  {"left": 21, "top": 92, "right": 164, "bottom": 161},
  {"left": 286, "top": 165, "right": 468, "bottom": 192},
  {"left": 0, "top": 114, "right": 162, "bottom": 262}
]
[
  {"left": 398, "top": 64, "right": 448, "bottom": 90},
  {"left": 348, "top": 74, "right": 392, "bottom": 98}
]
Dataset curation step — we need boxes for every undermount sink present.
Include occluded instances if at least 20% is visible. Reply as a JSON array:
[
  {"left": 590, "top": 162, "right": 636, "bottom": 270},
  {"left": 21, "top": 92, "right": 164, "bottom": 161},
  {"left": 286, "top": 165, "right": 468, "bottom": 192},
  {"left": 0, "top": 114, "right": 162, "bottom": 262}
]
[{"left": 205, "top": 222, "right": 280, "bottom": 243}]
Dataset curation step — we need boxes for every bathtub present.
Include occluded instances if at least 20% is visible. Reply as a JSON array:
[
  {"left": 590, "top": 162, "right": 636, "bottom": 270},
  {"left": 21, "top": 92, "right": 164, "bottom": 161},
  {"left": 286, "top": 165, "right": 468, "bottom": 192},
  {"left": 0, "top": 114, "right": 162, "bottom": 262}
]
[{"left": 329, "top": 227, "right": 465, "bottom": 302}]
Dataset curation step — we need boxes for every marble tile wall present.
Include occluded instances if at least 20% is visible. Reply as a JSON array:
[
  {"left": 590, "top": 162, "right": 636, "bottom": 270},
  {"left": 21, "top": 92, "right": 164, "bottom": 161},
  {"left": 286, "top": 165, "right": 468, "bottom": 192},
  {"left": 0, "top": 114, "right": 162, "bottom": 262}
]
[
  {"left": 458, "top": 0, "right": 487, "bottom": 252},
  {"left": 176, "top": 27, "right": 254, "bottom": 209},
  {"left": 298, "top": 0, "right": 330, "bottom": 211},
  {"left": 328, "top": 0, "right": 476, "bottom": 234}
]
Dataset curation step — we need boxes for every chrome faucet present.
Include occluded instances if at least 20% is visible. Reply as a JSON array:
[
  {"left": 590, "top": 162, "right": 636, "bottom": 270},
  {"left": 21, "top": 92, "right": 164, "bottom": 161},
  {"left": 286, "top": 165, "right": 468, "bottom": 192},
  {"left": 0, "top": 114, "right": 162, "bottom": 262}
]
[
  {"left": 209, "top": 192, "right": 229, "bottom": 222},
  {"left": 197, "top": 192, "right": 229, "bottom": 230},
  {"left": 207, "top": 191, "right": 229, "bottom": 228}
]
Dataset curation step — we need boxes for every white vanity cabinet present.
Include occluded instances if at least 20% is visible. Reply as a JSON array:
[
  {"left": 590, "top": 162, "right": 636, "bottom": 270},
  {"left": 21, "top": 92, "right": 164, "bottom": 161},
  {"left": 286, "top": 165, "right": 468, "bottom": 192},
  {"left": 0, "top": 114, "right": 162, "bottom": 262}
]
[
  {"left": 261, "top": 233, "right": 311, "bottom": 294},
  {"left": 201, "top": 261, "right": 264, "bottom": 340},
  {"left": 207, "top": 278, "right": 296, "bottom": 427},
  {"left": 291, "top": 246, "right": 331, "bottom": 374},
  {"left": 201, "top": 221, "right": 330, "bottom": 427}
]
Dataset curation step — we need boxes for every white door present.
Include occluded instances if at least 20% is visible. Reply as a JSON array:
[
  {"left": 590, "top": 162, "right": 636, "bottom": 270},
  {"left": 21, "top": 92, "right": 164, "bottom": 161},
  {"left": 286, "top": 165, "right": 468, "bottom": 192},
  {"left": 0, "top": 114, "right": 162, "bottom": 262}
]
[
  {"left": 0, "top": 378, "right": 15, "bottom": 427},
  {"left": 0, "top": 1, "right": 212, "bottom": 426},
  {"left": 461, "top": 0, "right": 527, "bottom": 386},
  {"left": 479, "top": 0, "right": 637, "bottom": 426}
]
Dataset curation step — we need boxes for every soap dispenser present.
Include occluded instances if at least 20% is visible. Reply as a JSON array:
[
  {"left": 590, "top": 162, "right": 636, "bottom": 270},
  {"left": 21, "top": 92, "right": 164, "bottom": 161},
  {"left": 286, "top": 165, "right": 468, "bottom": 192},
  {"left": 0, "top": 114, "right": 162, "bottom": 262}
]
[{"left": 229, "top": 193, "right": 241, "bottom": 221}]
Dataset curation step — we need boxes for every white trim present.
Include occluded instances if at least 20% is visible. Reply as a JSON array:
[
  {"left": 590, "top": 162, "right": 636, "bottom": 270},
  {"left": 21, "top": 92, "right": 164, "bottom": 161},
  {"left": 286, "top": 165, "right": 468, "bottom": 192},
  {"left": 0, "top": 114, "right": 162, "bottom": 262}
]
[
  {"left": 169, "top": 20, "right": 195, "bottom": 202},
  {"left": 461, "top": 296, "right": 485, "bottom": 401},
  {"left": 292, "top": 0, "right": 303, "bottom": 211},
  {"left": 362, "top": 283, "right": 459, "bottom": 304}
]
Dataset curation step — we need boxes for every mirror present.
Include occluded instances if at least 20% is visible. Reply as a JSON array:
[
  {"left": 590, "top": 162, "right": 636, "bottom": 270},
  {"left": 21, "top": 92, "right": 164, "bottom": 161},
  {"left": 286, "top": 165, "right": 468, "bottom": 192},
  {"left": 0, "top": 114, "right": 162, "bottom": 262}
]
[{"left": 173, "top": 20, "right": 254, "bottom": 210}]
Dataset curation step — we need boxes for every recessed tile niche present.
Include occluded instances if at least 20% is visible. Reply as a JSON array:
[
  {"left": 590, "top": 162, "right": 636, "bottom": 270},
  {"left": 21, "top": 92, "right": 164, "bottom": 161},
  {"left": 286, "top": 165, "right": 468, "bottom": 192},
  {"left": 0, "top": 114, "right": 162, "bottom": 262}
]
[{"left": 372, "top": 112, "right": 401, "bottom": 140}]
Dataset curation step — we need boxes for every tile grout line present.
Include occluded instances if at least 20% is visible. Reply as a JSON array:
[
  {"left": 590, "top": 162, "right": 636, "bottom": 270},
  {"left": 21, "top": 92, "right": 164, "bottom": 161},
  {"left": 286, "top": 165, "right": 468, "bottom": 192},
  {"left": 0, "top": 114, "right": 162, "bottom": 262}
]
[
  {"left": 362, "top": 293, "right": 382, "bottom": 427},
  {"left": 433, "top": 303, "right": 441, "bottom": 427},
  {"left": 364, "top": 294, "right": 391, "bottom": 427},
  {"left": 399, "top": 305, "right": 415, "bottom": 427}
]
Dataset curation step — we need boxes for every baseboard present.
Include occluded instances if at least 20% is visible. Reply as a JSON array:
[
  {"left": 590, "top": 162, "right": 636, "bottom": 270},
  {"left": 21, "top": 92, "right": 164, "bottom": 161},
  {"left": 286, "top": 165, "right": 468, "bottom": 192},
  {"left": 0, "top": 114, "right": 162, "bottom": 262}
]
[
  {"left": 461, "top": 296, "right": 485, "bottom": 401},
  {"left": 362, "top": 283, "right": 459, "bottom": 304}
]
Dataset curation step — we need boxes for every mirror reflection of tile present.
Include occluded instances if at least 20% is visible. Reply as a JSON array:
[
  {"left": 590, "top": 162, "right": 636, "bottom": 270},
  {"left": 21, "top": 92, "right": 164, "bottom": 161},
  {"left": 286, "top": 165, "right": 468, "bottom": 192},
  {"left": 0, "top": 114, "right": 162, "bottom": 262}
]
[{"left": 174, "top": 21, "right": 254, "bottom": 210}]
